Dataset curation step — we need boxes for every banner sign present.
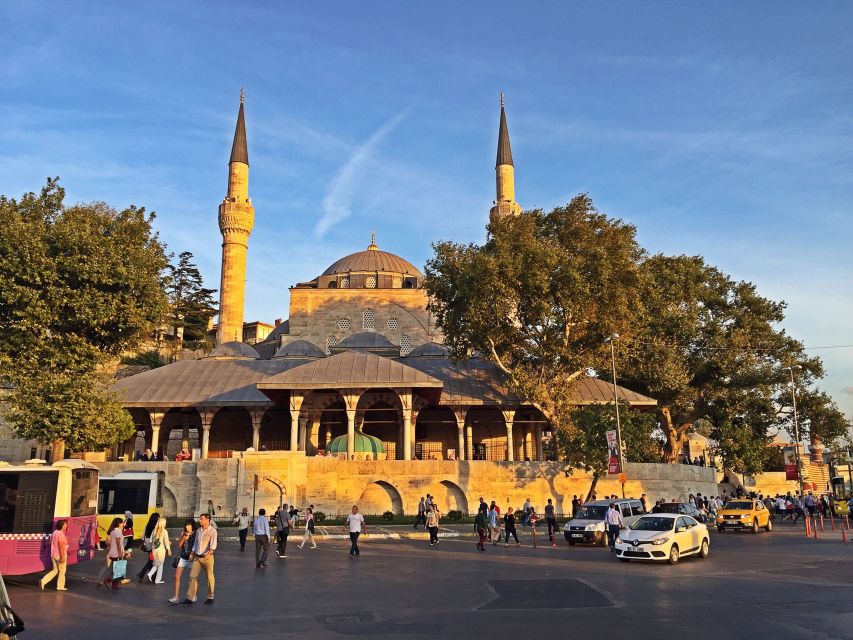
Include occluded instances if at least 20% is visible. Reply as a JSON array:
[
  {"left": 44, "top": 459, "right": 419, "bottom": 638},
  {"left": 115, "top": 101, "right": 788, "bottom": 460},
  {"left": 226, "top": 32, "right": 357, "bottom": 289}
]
[
  {"left": 606, "top": 430, "right": 621, "bottom": 474},
  {"left": 783, "top": 446, "right": 798, "bottom": 481}
]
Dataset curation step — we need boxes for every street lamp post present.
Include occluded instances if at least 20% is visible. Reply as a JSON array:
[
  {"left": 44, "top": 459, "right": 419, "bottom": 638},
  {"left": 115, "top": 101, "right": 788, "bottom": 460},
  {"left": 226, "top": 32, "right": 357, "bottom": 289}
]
[
  {"left": 784, "top": 365, "right": 805, "bottom": 498},
  {"left": 605, "top": 334, "right": 626, "bottom": 498}
]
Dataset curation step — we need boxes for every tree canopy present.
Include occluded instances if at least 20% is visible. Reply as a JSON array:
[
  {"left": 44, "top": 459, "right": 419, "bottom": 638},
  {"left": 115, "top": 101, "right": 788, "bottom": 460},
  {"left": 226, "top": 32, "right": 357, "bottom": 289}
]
[
  {"left": 164, "top": 250, "right": 217, "bottom": 355},
  {"left": 0, "top": 179, "right": 169, "bottom": 454}
]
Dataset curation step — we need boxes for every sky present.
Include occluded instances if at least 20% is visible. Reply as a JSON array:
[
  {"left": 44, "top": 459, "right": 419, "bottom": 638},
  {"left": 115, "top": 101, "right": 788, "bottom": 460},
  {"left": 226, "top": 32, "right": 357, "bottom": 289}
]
[{"left": 1, "top": 3, "right": 851, "bottom": 420}]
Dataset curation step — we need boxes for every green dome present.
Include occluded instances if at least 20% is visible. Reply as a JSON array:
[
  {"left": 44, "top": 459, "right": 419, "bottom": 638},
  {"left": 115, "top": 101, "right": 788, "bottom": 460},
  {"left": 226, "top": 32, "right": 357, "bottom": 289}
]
[{"left": 328, "top": 430, "right": 385, "bottom": 455}]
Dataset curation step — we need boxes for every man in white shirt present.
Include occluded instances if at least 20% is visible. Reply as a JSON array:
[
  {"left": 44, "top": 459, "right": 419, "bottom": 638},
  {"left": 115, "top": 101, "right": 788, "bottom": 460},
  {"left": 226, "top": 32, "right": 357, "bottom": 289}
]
[
  {"left": 234, "top": 507, "right": 250, "bottom": 552},
  {"left": 346, "top": 505, "right": 367, "bottom": 558},
  {"left": 253, "top": 508, "right": 270, "bottom": 568},
  {"left": 604, "top": 503, "right": 624, "bottom": 551}
]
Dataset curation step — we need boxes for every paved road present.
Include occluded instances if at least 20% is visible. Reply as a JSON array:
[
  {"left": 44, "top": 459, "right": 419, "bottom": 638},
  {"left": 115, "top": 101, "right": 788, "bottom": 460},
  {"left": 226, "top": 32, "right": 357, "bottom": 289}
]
[{"left": 7, "top": 525, "right": 853, "bottom": 639}]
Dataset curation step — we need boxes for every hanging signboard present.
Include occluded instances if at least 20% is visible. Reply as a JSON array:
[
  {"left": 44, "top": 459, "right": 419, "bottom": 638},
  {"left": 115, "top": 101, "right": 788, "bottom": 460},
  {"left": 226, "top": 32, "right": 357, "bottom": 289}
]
[
  {"left": 606, "top": 430, "right": 621, "bottom": 474},
  {"left": 783, "top": 446, "right": 798, "bottom": 481}
]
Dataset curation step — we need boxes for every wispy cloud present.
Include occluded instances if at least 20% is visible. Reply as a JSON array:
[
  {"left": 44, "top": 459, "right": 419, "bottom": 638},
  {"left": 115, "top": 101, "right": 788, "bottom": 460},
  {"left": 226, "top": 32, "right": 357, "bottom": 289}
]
[{"left": 315, "top": 107, "right": 410, "bottom": 237}]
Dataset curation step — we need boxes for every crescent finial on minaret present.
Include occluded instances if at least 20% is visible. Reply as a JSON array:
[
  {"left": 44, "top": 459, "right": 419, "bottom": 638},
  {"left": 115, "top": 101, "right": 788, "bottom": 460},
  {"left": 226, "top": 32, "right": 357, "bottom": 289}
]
[{"left": 500, "top": 91, "right": 504, "bottom": 108}]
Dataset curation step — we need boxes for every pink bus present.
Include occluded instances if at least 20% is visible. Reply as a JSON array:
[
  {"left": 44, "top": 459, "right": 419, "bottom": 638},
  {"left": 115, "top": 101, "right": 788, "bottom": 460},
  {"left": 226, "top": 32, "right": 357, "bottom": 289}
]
[{"left": 0, "top": 459, "right": 99, "bottom": 575}]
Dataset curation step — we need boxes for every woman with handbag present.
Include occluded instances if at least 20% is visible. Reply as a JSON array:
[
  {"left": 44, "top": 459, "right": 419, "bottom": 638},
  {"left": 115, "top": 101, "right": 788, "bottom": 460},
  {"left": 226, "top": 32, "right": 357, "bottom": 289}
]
[
  {"left": 136, "top": 512, "right": 160, "bottom": 583},
  {"left": 298, "top": 507, "right": 317, "bottom": 549},
  {"left": 169, "top": 519, "right": 197, "bottom": 604},
  {"left": 145, "top": 518, "right": 171, "bottom": 584},
  {"left": 122, "top": 511, "right": 134, "bottom": 552},
  {"left": 97, "top": 517, "right": 128, "bottom": 589}
]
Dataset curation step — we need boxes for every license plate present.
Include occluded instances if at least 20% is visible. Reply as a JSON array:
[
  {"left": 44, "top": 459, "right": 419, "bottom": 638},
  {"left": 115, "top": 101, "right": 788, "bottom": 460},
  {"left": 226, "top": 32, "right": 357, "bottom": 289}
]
[
  {"left": 629, "top": 546, "right": 640, "bottom": 552},
  {"left": 571, "top": 534, "right": 583, "bottom": 538}
]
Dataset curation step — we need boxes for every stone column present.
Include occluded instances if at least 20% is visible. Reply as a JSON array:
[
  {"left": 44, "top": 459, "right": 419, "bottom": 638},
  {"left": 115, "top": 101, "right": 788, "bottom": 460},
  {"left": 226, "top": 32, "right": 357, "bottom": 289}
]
[
  {"left": 452, "top": 406, "right": 467, "bottom": 461},
  {"left": 402, "top": 409, "right": 412, "bottom": 461},
  {"left": 503, "top": 409, "right": 516, "bottom": 462},
  {"left": 466, "top": 423, "right": 474, "bottom": 461},
  {"left": 198, "top": 407, "right": 216, "bottom": 459},
  {"left": 346, "top": 409, "right": 356, "bottom": 458},
  {"left": 524, "top": 427, "right": 533, "bottom": 461},
  {"left": 148, "top": 410, "right": 164, "bottom": 457},
  {"left": 249, "top": 407, "right": 265, "bottom": 451},
  {"left": 534, "top": 424, "right": 543, "bottom": 461},
  {"left": 298, "top": 416, "right": 309, "bottom": 451},
  {"left": 289, "top": 393, "right": 304, "bottom": 452}
]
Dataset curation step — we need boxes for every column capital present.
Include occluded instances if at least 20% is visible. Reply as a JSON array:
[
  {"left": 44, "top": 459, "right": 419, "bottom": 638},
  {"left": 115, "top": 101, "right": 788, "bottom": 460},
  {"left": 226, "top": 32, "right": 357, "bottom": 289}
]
[
  {"left": 341, "top": 389, "right": 365, "bottom": 411},
  {"left": 147, "top": 409, "right": 165, "bottom": 427},
  {"left": 289, "top": 392, "right": 305, "bottom": 413},
  {"left": 197, "top": 406, "right": 218, "bottom": 427},
  {"left": 501, "top": 408, "right": 516, "bottom": 426},
  {"left": 397, "top": 388, "right": 413, "bottom": 411},
  {"left": 248, "top": 406, "right": 267, "bottom": 427}
]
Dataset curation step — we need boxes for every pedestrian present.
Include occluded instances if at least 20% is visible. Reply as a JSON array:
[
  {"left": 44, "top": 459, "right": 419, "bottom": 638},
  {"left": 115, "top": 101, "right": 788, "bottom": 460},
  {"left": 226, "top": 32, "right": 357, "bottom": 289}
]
[
  {"left": 97, "top": 517, "right": 128, "bottom": 589},
  {"left": 474, "top": 509, "right": 487, "bottom": 551},
  {"left": 253, "top": 508, "right": 271, "bottom": 568},
  {"left": 169, "top": 519, "right": 197, "bottom": 604},
  {"left": 640, "top": 494, "right": 649, "bottom": 514},
  {"left": 488, "top": 504, "right": 500, "bottom": 545},
  {"left": 39, "top": 520, "right": 68, "bottom": 591},
  {"left": 522, "top": 497, "right": 532, "bottom": 527},
  {"left": 503, "top": 507, "right": 520, "bottom": 547},
  {"left": 184, "top": 513, "right": 217, "bottom": 605},
  {"left": 805, "top": 492, "right": 817, "bottom": 518},
  {"left": 426, "top": 503, "right": 440, "bottom": 546},
  {"left": 544, "top": 498, "right": 558, "bottom": 547},
  {"left": 136, "top": 512, "right": 161, "bottom": 583},
  {"left": 571, "top": 495, "right": 580, "bottom": 518},
  {"left": 413, "top": 496, "right": 426, "bottom": 529},
  {"left": 346, "top": 505, "right": 366, "bottom": 558},
  {"left": 298, "top": 507, "right": 317, "bottom": 549},
  {"left": 146, "top": 517, "right": 171, "bottom": 584},
  {"left": 122, "top": 511, "right": 134, "bottom": 551},
  {"left": 207, "top": 500, "right": 216, "bottom": 516},
  {"left": 276, "top": 503, "right": 290, "bottom": 558},
  {"left": 478, "top": 497, "right": 488, "bottom": 517},
  {"left": 234, "top": 507, "right": 250, "bottom": 552},
  {"left": 604, "top": 503, "right": 624, "bottom": 551}
]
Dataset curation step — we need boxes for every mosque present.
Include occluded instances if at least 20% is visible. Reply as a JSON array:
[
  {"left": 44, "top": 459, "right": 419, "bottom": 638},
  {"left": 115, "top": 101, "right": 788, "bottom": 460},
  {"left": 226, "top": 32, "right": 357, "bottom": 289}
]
[{"left": 103, "top": 96, "right": 682, "bottom": 515}]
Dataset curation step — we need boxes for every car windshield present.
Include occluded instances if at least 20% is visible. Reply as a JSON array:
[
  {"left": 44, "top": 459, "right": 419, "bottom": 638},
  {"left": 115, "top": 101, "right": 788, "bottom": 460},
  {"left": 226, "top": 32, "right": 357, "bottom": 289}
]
[
  {"left": 724, "top": 501, "right": 753, "bottom": 510},
  {"left": 653, "top": 504, "right": 682, "bottom": 513},
  {"left": 575, "top": 506, "right": 608, "bottom": 520},
  {"left": 630, "top": 517, "right": 673, "bottom": 532}
]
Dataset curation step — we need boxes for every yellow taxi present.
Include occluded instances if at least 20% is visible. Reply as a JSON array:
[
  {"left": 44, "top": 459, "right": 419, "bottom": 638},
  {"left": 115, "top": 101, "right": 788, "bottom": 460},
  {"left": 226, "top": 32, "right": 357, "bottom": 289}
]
[{"left": 715, "top": 498, "right": 772, "bottom": 534}]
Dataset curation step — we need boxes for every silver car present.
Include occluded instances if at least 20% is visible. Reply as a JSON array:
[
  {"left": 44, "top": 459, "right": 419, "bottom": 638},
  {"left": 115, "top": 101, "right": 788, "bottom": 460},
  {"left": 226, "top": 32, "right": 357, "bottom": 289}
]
[{"left": 563, "top": 499, "right": 645, "bottom": 546}]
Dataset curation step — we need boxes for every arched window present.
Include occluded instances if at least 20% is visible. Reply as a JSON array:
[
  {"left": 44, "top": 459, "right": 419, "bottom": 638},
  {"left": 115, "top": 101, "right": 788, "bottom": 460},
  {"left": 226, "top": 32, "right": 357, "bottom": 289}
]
[
  {"left": 400, "top": 334, "right": 412, "bottom": 356},
  {"left": 392, "top": 277, "right": 402, "bottom": 289},
  {"left": 340, "top": 276, "right": 350, "bottom": 289},
  {"left": 365, "top": 275, "right": 377, "bottom": 289},
  {"left": 326, "top": 336, "right": 337, "bottom": 355},
  {"left": 338, "top": 318, "right": 351, "bottom": 331},
  {"left": 328, "top": 280, "right": 337, "bottom": 288},
  {"left": 362, "top": 309, "right": 375, "bottom": 330},
  {"left": 387, "top": 318, "right": 399, "bottom": 332}
]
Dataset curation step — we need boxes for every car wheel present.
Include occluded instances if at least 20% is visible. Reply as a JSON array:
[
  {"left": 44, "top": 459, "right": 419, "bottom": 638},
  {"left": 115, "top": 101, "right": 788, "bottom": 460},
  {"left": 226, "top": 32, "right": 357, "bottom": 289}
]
[
  {"left": 751, "top": 519, "right": 759, "bottom": 534},
  {"left": 765, "top": 518, "right": 772, "bottom": 532},
  {"left": 717, "top": 526, "right": 724, "bottom": 533},
  {"left": 699, "top": 538, "right": 709, "bottom": 559},
  {"left": 668, "top": 544, "right": 680, "bottom": 565}
]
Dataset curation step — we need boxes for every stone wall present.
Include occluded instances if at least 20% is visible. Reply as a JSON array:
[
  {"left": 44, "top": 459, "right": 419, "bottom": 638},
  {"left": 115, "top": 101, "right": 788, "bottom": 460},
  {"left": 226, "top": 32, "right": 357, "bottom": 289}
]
[{"left": 94, "top": 455, "right": 718, "bottom": 518}]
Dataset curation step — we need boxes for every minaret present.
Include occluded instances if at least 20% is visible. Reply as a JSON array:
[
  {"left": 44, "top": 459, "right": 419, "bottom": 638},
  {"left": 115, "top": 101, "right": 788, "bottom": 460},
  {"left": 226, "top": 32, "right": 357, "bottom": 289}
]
[
  {"left": 489, "top": 93, "right": 522, "bottom": 218},
  {"left": 216, "top": 90, "right": 255, "bottom": 345}
]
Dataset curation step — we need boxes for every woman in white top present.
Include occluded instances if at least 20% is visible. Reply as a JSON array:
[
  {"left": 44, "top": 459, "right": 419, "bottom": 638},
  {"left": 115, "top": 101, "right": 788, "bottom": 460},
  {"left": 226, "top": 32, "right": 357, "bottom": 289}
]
[
  {"left": 146, "top": 519, "right": 171, "bottom": 584},
  {"left": 298, "top": 507, "right": 317, "bottom": 549}
]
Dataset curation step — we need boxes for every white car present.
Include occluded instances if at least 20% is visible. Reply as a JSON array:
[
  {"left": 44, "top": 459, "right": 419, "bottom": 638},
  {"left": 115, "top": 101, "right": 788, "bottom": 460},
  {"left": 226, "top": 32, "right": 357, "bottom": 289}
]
[
  {"left": 614, "top": 513, "right": 709, "bottom": 564},
  {"left": 564, "top": 499, "right": 646, "bottom": 546}
]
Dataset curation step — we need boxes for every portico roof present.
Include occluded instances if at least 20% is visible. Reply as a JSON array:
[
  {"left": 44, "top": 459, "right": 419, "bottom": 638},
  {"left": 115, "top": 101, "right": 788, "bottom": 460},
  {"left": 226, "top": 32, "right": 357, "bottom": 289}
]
[{"left": 257, "top": 350, "right": 443, "bottom": 392}]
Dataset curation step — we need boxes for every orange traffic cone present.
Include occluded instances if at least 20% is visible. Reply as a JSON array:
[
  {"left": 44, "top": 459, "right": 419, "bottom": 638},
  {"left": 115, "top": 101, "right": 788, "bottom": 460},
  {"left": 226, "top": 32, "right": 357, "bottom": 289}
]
[
  {"left": 842, "top": 527, "right": 848, "bottom": 544},
  {"left": 830, "top": 511, "right": 835, "bottom": 531},
  {"left": 819, "top": 514, "right": 824, "bottom": 532},
  {"left": 805, "top": 517, "right": 811, "bottom": 537},
  {"left": 813, "top": 519, "right": 819, "bottom": 539}
]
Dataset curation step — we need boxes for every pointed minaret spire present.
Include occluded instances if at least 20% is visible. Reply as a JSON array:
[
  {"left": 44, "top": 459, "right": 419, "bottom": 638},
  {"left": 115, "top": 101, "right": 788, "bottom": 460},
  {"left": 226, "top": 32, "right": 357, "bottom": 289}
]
[
  {"left": 229, "top": 89, "right": 249, "bottom": 166},
  {"left": 217, "top": 92, "right": 255, "bottom": 345},
  {"left": 490, "top": 92, "right": 522, "bottom": 218}
]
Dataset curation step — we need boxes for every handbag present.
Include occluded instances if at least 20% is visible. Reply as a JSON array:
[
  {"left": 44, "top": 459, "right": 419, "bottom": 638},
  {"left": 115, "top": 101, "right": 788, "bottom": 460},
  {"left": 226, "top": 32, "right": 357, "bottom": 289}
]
[
  {"left": 171, "top": 556, "right": 180, "bottom": 569},
  {"left": 111, "top": 559, "right": 127, "bottom": 579}
]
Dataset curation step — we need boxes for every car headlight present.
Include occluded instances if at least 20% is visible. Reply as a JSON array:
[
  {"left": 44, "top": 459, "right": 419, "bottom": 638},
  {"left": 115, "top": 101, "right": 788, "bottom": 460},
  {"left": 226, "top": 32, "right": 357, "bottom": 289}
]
[
  {"left": 651, "top": 536, "right": 670, "bottom": 545},
  {"left": 741, "top": 514, "right": 752, "bottom": 519},
  {"left": 615, "top": 536, "right": 623, "bottom": 544}
]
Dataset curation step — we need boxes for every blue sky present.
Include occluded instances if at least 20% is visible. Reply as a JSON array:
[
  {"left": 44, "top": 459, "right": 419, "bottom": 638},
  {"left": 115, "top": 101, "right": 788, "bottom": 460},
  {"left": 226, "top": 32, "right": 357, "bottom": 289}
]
[{"left": 1, "top": 3, "right": 851, "bottom": 420}]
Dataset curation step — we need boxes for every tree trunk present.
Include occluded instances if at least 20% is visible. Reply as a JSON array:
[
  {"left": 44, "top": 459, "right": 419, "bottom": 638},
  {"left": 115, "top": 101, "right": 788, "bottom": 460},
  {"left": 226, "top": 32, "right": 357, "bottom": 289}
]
[
  {"left": 51, "top": 437, "right": 66, "bottom": 462},
  {"left": 660, "top": 407, "right": 690, "bottom": 463},
  {"left": 585, "top": 472, "right": 601, "bottom": 502}
]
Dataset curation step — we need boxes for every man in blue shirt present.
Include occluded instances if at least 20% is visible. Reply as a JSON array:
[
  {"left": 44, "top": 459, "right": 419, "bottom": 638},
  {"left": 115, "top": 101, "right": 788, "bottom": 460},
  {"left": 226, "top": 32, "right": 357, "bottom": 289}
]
[{"left": 254, "top": 508, "right": 270, "bottom": 568}]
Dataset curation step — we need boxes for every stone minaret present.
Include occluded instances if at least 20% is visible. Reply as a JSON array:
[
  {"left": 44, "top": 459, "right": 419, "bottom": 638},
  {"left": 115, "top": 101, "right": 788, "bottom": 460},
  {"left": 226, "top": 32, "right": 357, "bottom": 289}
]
[
  {"left": 489, "top": 93, "right": 522, "bottom": 218},
  {"left": 216, "top": 91, "right": 254, "bottom": 345}
]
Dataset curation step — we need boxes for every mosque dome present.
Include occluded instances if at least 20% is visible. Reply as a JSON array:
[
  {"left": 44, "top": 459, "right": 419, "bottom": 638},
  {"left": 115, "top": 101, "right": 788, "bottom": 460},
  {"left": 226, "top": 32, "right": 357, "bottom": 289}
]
[
  {"left": 205, "top": 341, "right": 260, "bottom": 359},
  {"left": 405, "top": 342, "right": 452, "bottom": 357},
  {"left": 273, "top": 340, "right": 325, "bottom": 359},
  {"left": 334, "top": 332, "right": 397, "bottom": 351},
  {"left": 327, "top": 430, "right": 385, "bottom": 456},
  {"left": 321, "top": 234, "right": 423, "bottom": 278}
]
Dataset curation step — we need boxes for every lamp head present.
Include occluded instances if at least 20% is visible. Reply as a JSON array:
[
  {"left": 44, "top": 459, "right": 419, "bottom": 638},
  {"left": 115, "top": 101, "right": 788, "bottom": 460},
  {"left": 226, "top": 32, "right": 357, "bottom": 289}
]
[{"left": 604, "top": 333, "right": 620, "bottom": 344}]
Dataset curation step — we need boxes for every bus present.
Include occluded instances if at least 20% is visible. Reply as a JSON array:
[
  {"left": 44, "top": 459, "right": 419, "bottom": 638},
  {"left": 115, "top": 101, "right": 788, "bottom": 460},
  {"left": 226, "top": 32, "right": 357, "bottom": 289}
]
[
  {"left": 0, "top": 459, "right": 99, "bottom": 575},
  {"left": 97, "top": 471, "right": 165, "bottom": 542}
]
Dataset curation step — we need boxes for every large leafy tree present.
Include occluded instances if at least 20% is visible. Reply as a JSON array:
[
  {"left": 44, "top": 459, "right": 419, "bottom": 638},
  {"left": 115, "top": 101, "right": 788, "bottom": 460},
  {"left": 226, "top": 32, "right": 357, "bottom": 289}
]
[
  {"left": 424, "top": 195, "right": 645, "bottom": 435},
  {"left": 0, "top": 179, "right": 169, "bottom": 456},
  {"left": 164, "top": 251, "right": 217, "bottom": 356},
  {"left": 559, "top": 404, "right": 660, "bottom": 499}
]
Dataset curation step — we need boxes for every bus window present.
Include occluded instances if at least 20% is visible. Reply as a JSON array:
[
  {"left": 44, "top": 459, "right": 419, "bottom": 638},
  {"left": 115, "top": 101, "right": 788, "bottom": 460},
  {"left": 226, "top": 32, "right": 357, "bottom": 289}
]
[
  {"left": 0, "top": 471, "right": 58, "bottom": 534},
  {"left": 71, "top": 469, "right": 98, "bottom": 517},
  {"left": 0, "top": 473, "right": 20, "bottom": 533},
  {"left": 98, "top": 480, "right": 150, "bottom": 515}
]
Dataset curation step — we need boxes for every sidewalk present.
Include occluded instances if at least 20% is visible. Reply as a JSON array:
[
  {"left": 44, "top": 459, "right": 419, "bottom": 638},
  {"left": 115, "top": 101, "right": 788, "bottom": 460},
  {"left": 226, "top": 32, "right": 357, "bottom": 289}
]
[{"left": 218, "top": 523, "right": 484, "bottom": 542}]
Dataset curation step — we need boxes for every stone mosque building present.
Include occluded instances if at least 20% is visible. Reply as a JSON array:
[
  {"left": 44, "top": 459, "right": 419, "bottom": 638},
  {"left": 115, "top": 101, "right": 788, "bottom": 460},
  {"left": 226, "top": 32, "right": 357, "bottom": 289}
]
[{"left": 103, "top": 96, "right": 694, "bottom": 517}]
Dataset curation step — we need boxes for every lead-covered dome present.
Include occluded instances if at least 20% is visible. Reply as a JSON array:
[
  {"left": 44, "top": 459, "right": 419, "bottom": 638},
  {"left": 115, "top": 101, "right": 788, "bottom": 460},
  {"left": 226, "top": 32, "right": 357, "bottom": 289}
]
[
  {"left": 205, "top": 341, "right": 260, "bottom": 359},
  {"left": 321, "top": 235, "right": 423, "bottom": 277}
]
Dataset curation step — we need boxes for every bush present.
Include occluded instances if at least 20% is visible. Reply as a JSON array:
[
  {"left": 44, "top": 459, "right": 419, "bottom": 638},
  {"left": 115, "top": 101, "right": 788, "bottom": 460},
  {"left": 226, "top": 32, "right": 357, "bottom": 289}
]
[
  {"left": 382, "top": 511, "right": 394, "bottom": 522},
  {"left": 447, "top": 510, "right": 463, "bottom": 521},
  {"left": 121, "top": 350, "right": 164, "bottom": 367},
  {"left": 314, "top": 511, "right": 326, "bottom": 523}
]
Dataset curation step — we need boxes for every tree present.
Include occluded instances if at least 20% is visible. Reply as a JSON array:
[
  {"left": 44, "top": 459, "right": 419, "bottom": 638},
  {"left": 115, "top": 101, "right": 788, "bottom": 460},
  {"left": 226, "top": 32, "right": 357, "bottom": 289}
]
[
  {"left": 0, "top": 179, "right": 169, "bottom": 454},
  {"left": 616, "top": 254, "right": 825, "bottom": 463},
  {"left": 558, "top": 404, "right": 659, "bottom": 500},
  {"left": 164, "top": 251, "right": 217, "bottom": 355},
  {"left": 424, "top": 195, "right": 645, "bottom": 437}
]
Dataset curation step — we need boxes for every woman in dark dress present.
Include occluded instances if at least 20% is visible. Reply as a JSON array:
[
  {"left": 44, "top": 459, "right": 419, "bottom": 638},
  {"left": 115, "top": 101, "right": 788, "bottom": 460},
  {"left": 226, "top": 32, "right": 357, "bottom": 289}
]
[
  {"left": 136, "top": 512, "right": 160, "bottom": 582},
  {"left": 504, "top": 507, "right": 521, "bottom": 547}
]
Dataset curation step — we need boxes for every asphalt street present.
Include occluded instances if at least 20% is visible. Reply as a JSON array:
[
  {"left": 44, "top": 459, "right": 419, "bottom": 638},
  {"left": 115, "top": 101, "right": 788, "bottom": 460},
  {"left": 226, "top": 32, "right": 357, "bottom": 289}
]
[{"left": 7, "top": 524, "right": 853, "bottom": 639}]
